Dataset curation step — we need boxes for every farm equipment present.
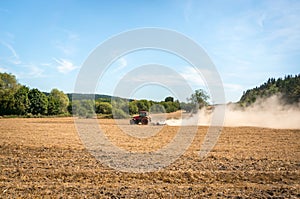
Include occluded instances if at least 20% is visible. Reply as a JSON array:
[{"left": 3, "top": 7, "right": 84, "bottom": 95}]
[{"left": 130, "top": 111, "right": 151, "bottom": 125}]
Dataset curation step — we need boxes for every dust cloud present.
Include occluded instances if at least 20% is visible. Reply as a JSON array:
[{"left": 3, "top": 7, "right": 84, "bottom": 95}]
[{"left": 166, "top": 95, "right": 300, "bottom": 129}]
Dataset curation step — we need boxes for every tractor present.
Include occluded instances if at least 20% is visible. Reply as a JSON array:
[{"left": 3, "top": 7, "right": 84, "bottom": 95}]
[{"left": 130, "top": 111, "right": 151, "bottom": 125}]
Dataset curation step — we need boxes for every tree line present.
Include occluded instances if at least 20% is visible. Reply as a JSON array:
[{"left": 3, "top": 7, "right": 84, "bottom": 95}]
[
  {"left": 239, "top": 74, "right": 300, "bottom": 106},
  {"left": 0, "top": 73, "right": 70, "bottom": 116},
  {"left": 0, "top": 72, "right": 209, "bottom": 118},
  {"left": 70, "top": 89, "right": 209, "bottom": 118}
]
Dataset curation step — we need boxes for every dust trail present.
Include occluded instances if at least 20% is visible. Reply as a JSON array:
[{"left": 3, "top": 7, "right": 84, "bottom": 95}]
[{"left": 166, "top": 95, "right": 300, "bottom": 129}]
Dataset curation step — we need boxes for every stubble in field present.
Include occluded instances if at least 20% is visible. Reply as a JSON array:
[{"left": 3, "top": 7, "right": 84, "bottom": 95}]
[{"left": 0, "top": 117, "right": 299, "bottom": 198}]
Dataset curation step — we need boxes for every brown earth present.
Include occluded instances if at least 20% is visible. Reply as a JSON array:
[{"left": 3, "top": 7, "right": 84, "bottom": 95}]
[{"left": 0, "top": 117, "right": 299, "bottom": 198}]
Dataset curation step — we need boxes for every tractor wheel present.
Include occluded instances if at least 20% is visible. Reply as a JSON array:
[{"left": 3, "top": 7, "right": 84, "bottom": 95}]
[
  {"left": 141, "top": 117, "right": 148, "bottom": 125},
  {"left": 130, "top": 119, "right": 135, "bottom": 125}
]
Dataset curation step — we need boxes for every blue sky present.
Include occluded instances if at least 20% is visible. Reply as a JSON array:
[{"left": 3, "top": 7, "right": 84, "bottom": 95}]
[{"left": 0, "top": 0, "right": 299, "bottom": 102}]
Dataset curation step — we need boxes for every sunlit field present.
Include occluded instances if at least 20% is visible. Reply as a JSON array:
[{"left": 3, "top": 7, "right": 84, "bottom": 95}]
[{"left": 0, "top": 117, "right": 299, "bottom": 198}]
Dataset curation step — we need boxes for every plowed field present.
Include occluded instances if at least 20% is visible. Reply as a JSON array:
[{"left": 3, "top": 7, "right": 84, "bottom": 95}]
[{"left": 0, "top": 118, "right": 299, "bottom": 198}]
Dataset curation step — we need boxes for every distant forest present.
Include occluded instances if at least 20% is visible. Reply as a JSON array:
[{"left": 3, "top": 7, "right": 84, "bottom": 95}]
[
  {"left": 1, "top": 72, "right": 299, "bottom": 117},
  {"left": 239, "top": 74, "right": 300, "bottom": 106},
  {"left": 0, "top": 72, "right": 208, "bottom": 118}
]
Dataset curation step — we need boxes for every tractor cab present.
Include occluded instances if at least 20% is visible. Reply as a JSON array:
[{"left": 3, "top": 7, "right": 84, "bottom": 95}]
[
  {"left": 139, "top": 111, "right": 148, "bottom": 117},
  {"left": 130, "top": 111, "right": 151, "bottom": 125}
]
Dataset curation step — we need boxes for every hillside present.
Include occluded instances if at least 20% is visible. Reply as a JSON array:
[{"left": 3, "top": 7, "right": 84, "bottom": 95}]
[
  {"left": 66, "top": 93, "right": 120, "bottom": 102},
  {"left": 239, "top": 74, "right": 300, "bottom": 106}
]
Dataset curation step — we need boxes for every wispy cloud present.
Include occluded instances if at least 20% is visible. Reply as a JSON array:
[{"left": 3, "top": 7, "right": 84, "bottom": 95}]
[
  {"left": 26, "top": 64, "right": 44, "bottom": 77},
  {"left": 183, "top": 0, "right": 193, "bottom": 23},
  {"left": 215, "top": 1, "right": 300, "bottom": 63},
  {"left": 224, "top": 83, "right": 243, "bottom": 92},
  {"left": 67, "top": 32, "right": 80, "bottom": 41},
  {"left": 53, "top": 30, "right": 79, "bottom": 56},
  {"left": 54, "top": 41, "right": 77, "bottom": 56},
  {"left": 14, "top": 63, "right": 45, "bottom": 79},
  {"left": 0, "top": 41, "right": 21, "bottom": 64},
  {"left": 180, "top": 66, "right": 209, "bottom": 87},
  {"left": 118, "top": 57, "right": 127, "bottom": 68},
  {"left": 113, "top": 57, "right": 128, "bottom": 72},
  {"left": 40, "top": 63, "right": 52, "bottom": 67},
  {"left": 53, "top": 58, "right": 78, "bottom": 73},
  {"left": 0, "top": 67, "right": 7, "bottom": 72},
  {"left": 202, "top": 1, "right": 300, "bottom": 91},
  {"left": 4, "top": 32, "right": 15, "bottom": 41},
  {"left": 0, "top": 40, "right": 48, "bottom": 78}
]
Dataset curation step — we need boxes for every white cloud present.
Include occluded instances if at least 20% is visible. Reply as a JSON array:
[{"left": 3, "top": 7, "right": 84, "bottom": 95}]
[
  {"left": 13, "top": 63, "right": 44, "bottom": 79},
  {"left": 54, "top": 41, "right": 77, "bottom": 56},
  {"left": 53, "top": 30, "right": 79, "bottom": 56},
  {"left": 40, "top": 63, "right": 52, "bottom": 67},
  {"left": 0, "top": 67, "right": 6, "bottom": 72},
  {"left": 0, "top": 41, "right": 49, "bottom": 78},
  {"left": 180, "top": 66, "right": 206, "bottom": 87},
  {"left": 215, "top": 1, "right": 300, "bottom": 63},
  {"left": 68, "top": 32, "right": 79, "bottom": 41},
  {"left": 224, "top": 83, "right": 243, "bottom": 92},
  {"left": 204, "top": 1, "right": 300, "bottom": 98},
  {"left": 27, "top": 64, "right": 44, "bottom": 77},
  {"left": 113, "top": 57, "right": 128, "bottom": 72},
  {"left": 119, "top": 57, "right": 127, "bottom": 67},
  {"left": 183, "top": 0, "right": 193, "bottom": 23},
  {"left": 53, "top": 58, "right": 78, "bottom": 73},
  {"left": 127, "top": 73, "right": 185, "bottom": 86},
  {"left": 0, "top": 41, "right": 21, "bottom": 64}
]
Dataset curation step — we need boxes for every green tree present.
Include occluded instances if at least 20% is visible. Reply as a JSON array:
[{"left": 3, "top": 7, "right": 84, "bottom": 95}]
[
  {"left": 28, "top": 88, "right": 48, "bottom": 115},
  {"left": 95, "top": 101, "right": 112, "bottom": 114},
  {"left": 111, "top": 98, "right": 128, "bottom": 112},
  {"left": 48, "top": 88, "right": 69, "bottom": 115},
  {"left": 164, "top": 101, "right": 180, "bottom": 113},
  {"left": 0, "top": 73, "right": 19, "bottom": 115},
  {"left": 239, "top": 74, "right": 300, "bottom": 106},
  {"left": 129, "top": 101, "right": 139, "bottom": 115},
  {"left": 112, "top": 108, "right": 128, "bottom": 119},
  {"left": 110, "top": 97, "right": 130, "bottom": 118},
  {"left": 189, "top": 89, "right": 210, "bottom": 109},
  {"left": 0, "top": 72, "right": 19, "bottom": 90},
  {"left": 13, "top": 85, "right": 30, "bottom": 115},
  {"left": 180, "top": 102, "right": 194, "bottom": 113},
  {"left": 164, "top": 96, "right": 174, "bottom": 102},
  {"left": 72, "top": 100, "right": 95, "bottom": 118},
  {"left": 150, "top": 103, "right": 165, "bottom": 114},
  {"left": 136, "top": 100, "right": 150, "bottom": 111}
]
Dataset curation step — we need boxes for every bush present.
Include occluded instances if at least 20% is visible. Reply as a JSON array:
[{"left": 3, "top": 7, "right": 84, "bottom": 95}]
[
  {"left": 72, "top": 100, "right": 95, "bottom": 118},
  {"left": 129, "top": 101, "right": 139, "bottom": 115},
  {"left": 112, "top": 108, "right": 128, "bottom": 119},
  {"left": 95, "top": 102, "right": 112, "bottom": 114},
  {"left": 150, "top": 103, "right": 165, "bottom": 114}
]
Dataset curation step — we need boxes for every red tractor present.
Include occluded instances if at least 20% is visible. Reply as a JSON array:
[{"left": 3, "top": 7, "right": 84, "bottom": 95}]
[{"left": 130, "top": 111, "right": 151, "bottom": 125}]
